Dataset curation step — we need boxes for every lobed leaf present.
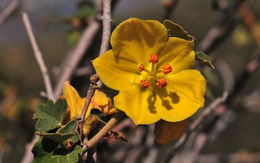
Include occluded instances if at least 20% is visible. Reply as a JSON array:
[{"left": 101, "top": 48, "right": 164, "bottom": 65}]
[{"left": 33, "top": 99, "right": 68, "bottom": 133}]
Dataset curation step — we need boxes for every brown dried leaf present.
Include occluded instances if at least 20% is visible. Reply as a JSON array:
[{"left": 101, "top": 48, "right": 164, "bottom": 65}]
[{"left": 154, "top": 118, "right": 189, "bottom": 144}]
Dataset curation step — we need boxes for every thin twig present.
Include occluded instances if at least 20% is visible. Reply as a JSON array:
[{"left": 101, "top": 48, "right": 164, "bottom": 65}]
[
  {"left": 0, "top": 0, "right": 19, "bottom": 24},
  {"left": 239, "top": 2, "right": 260, "bottom": 47},
  {"left": 21, "top": 135, "right": 40, "bottom": 163},
  {"left": 78, "top": 74, "right": 99, "bottom": 140},
  {"left": 21, "top": 12, "right": 55, "bottom": 101},
  {"left": 54, "top": 19, "right": 100, "bottom": 98},
  {"left": 21, "top": 12, "right": 55, "bottom": 163},
  {"left": 161, "top": 0, "right": 180, "bottom": 20},
  {"left": 99, "top": 0, "right": 112, "bottom": 56},
  {"left": 165, "top": 91, "right": 229, "bottom": 162},
  {"left": 83, "top": 111, "right": 125, "bottom": 152},
  {"left": 199, "top": 0, "right": 246, "bottom": 54}
]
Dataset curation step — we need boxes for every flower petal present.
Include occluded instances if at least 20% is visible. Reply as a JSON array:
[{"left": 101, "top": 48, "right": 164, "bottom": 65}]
[
  {"left": 63, "top": 82, "right": 85, "bottom": 120},
  {"left": 158, "top": 37, "right": 195, "bottom": 73},
  {"left": 89, "top": 90, "right": 117, "bottom": 116},
  {"left": 93, "top": 50, "right": 140, "bottom": 90},
  {"left": 155, "top": 70, "right": 206, "bottom": 122},
  {"left": 111, "top": 18, "right": 168, "bottom": 63},
  {"left": 114, "top": 86, "right": 160, "bottom": 125}
]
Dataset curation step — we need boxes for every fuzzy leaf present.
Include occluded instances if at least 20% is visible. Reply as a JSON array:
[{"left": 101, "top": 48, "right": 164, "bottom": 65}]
[
  {"left": 195, "top": 51, "right": 215, "bottom": 69},
  {"left": 36, "top": 120, "right": 79, "bottom": 143},
  {"left": 163, "top": 20, "right": 195, "bottom": 41},
  {"left": 32, "top": 137, "right": 82, "bottom": 163},
  {"left": 33, "top": 99, "right": 67, "bottom": 133},
  {"left": 154, "top": 119, "right": 189, "bottom": 144}
]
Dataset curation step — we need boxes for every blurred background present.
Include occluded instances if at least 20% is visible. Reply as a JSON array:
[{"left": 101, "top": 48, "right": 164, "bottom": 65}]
[{"left": 0, "top": 0, "right": 260, "bottom": 162}]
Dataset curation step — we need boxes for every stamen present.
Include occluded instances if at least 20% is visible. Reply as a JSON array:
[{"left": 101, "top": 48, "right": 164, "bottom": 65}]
[
  {"left": 138, "top": 64, "right": 145, "bottom": 72},
  {"left": 162, "top": 64, "right": 172, "bottom": 74},
  {"left": 141, "top": 80, "right": 149, "bottom": 88},
  {"left": 149, "top": 54, "right": 159, "bottom": 63},
  {"left": 156, "top": 78, "right": 167, "bottom": 88}
]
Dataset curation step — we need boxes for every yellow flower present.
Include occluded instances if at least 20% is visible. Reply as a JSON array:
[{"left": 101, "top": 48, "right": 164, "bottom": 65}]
[
  {"left": 62, "top": 82, "right": 117, "bottom": 135},
  {"left": 93, "top": 18, "right": 206, "bottom": 125}
]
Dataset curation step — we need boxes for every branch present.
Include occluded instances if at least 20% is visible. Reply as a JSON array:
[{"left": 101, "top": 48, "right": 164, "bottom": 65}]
[
  {"left": 99, "top": 0, "right": 112, "bottom": 56},
  {"left": 0, "top": 0, "right": 19, "bottom": 24},
  {"left": 161, "top": 0, "right": 180, "bottom": 20},
  {"left": 54, "top": 19, "right": 100, "bottom": 98},
  {"left": 78, "top": 74, "right": 99, "bottom": 140},
  {"left": 20, "top": 12, "right": 55, "bottom": 163},
  {"left": 199, "top": 0, "right": 246, "bottom": 54},
  {"left": 21, "top": 12, "right": 55, "bottom": 101},
  {"left": 165, "top": 91, "right": 229, "bottom": 162},
  {"left": 82, "top": 111, "right": 124, "bottom": 152},
  {"left": 20, "top": 135, "right": 40, "bottom": 163}
]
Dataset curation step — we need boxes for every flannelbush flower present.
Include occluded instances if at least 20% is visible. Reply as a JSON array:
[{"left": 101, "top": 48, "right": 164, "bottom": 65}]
[
  {"left": 93, "top": 18, "right": 206, "bottom": 125},
  {"left": 62, "top": 82, "right": 117, "bottom": 135}
]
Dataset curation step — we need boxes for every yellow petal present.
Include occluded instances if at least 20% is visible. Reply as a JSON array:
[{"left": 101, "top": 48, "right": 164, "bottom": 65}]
[
  {"left": 83, "top": 115, "right": 97, "bottom": 136},
  {"left": 92, "top": 50, "right": 140, "bottom": 90},
  {"left": 155, "top": 70, "right": 206, "bottom": 122},
  {"left": 158, "top": 37, "right": 195, "bottom": 73},
  {"left": 110, "top": 18, "right": 168, "bottom": 64},
  {"left": 63, "top": 82, "right": 85, "bottom": 120},
  {"left": 154, "top": 118, "right": 189, "bottom": 144},
  {"left": 89, "top": 90, "right": 117, "bottom": 116},
  {"left": 114, "top": 86, "right": 160, "bottom": 125}
]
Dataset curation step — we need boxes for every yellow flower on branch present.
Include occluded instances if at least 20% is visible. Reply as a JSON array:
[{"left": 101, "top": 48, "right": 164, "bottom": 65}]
[
  {"left": 62, "top": 82, "right": 117, "bottom": 135},
  {"left": 93, "top": 18, "right": 206, "bottom": 125}
]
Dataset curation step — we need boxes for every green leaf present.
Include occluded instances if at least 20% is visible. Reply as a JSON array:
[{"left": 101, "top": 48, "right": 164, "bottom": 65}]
[
  {"left": 195, "top": 51, "right": 215, "bottom": 69},
  {"left": 33, "top": 99, "right": 67, "bottom": 133},
  {"left": 32, "top": 137, "right": 82, "bottom": 163},
  {"left": 36, "top": 120, "right": 79, "bottom": 143},
  {"left": 163, "top": 20, "right": 196, "bottom": 41}
]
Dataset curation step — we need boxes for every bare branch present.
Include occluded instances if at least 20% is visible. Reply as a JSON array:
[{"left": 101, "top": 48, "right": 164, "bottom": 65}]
[
  {"left": 0, "top": 0, "right": 19, "bottom": 24},
  {"left": 83, "top": 111, "right": 124, "bottom": 151},
  {"left": 99, "top": 0, "right": 112, "bottom": 56},
  {"left": 21, "top": 12, "right": 55, "bottom": 163},
  {"left": 161, "top": 0, "right": 180, "bottom": 20},
  {"left": 21, "top": 12, "right": 55, "bottom": 101},
  {"left": 21, "top": 135, "right": 40, "bottom": 163},
  {"left": 54, "top": 19, "right": 100, "bottom": 98},
  {"left": 165, "top": 91, "right": 229, "bottom": 162}
]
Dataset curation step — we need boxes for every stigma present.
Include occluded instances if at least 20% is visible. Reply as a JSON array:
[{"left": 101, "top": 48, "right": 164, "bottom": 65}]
[
  {"left": 156, "top": 78, "right": 167, "bottom": 88},
  {"left": 141, "top": 80, "right": 150, "bottom": 88}
]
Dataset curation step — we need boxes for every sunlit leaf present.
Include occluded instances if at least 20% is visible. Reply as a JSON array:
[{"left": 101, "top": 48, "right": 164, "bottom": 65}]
[{"left": 33, "top": 99, "right": 67, "bottom": 133}]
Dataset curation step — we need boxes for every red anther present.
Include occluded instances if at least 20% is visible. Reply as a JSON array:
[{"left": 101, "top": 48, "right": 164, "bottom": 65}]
[
  {"left": 162, "top": 64, "right": 172, "bottom": 74},
  {"left": 138, "top": 64, "right": 145, "bottom": 72},
  {"left": 156, "top": 78, "right": 167, "bottom": 88},
  {"left": 149, "top": 54, "right": 159, "bottom": 63},
  {"left": 141, "top": 80, "right": 149, "bottom": 88}
]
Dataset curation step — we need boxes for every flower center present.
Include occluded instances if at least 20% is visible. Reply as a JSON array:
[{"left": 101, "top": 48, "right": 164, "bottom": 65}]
[{"left": 138, "top": 54, "right": 172, "bottom": 89}]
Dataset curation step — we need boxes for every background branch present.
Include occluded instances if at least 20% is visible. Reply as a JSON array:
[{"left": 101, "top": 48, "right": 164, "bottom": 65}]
[
  {"left": 0, "top": 0, "right": 19, "bottom": 24},
  {"left": 21, "top": 12, "right": 55, "bottom": 101}
]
